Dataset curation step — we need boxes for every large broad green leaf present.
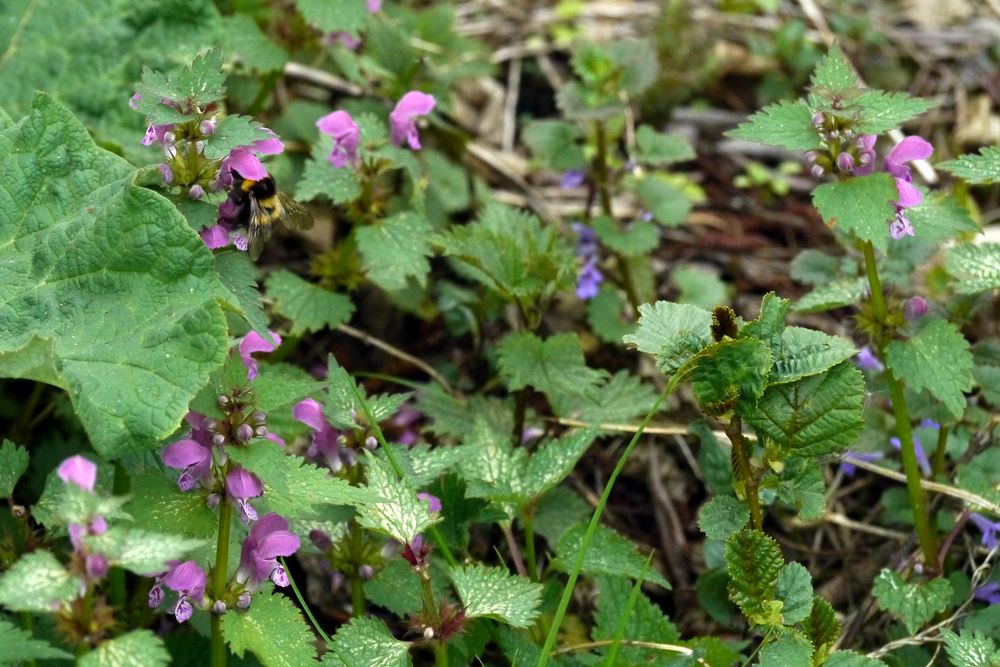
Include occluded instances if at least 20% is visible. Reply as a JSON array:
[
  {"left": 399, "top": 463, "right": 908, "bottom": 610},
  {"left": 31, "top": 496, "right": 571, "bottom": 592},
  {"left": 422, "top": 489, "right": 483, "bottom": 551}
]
[
  {"left": 554, "top": 524, "right": 670, "bottom": 589},
  {"left": 947, "top": 243, "right": 1000, "bottom": 294},
  {"left": 324, "top": 617, "right": 412, "bottom": 667},
  {"left": 905, "top": 194, "right": 978, "bottom": 245},
  {"left": 356, "top": 453, "right": 438, "bottom": 545},
  {"left": 496, "top": 332, "right": 606, "bottom": 409},
  {"left": 726, "top": 100, "right": 822, "bottom": 151},
  {"left": 356, "top": 212, "right": 433, "bottom": 291},
  {"left": 746, "top": 361, "right": 864, "bottom": 458},
  {"left": 451, "top": 564, "right": 543, "bottom": 628},
  {"left": 214, "top": 251, "right": 270, "bottom": 339},
  {"left": 810, "top": 45, "right": 857, "bottom": 91},
  {"left": 623, "top": 301, "right": 713, "bottom": 375},
  {"left": 79, "top": 630, "right": 170, "bottom": 667},
  {"left": 885, "top": 318, "right": 972, "bottom": 418},
  {"left": 775, "top": 562, "right": 813, "bottom": 625},
  {"left": 87, "top": 527, "right": 206, "bottom": 576},
  {"left": 854, "top": 91, "right": 937, "bottom": 134},
  {"left": 522, "top": 120, "right": 586, "bottom": 170},
  {"left": 793, "top": 278, "right": 867, "bottom": 314},
  {"left": 872, "top": 569, "right": 952, "bottom": 634},
  {"left": 759, "top": 634, "right": 813, "bottom": 667},
  {"left": 0, "top": 94, "right": 228, "bottom": 457},
  {"left": 725, "top": 529, "right": 784, "bottom": 626},
  {"left": 128, "top": 472, "right": 218, "bottom": 539},
  {"left": 522, "top": 430, "right": 595, "bottom": 499},
  {"left": 0, "top": 550, "right": 82, "bottom": 612},
  {"left": 296, "top": 0, "right": 369, "bottom": 34},
  {"left": 769, "top": 327, "right": 856, "bottom": 385},
  {"left": 812, "top": 174, "right": 898, "bottom": 254},
  {"left": 941, "top": 629, "right": 1000, "bottom": 667},
  {"left": 803, "top": 595, "right": 841, "bottom": 659},
  {"left": 265, "top": 270, "right": 354, "bottom": 336},
  {"left": 0, "top": 617, "right": 72, "bottom": 662},
  {"left": 698, "top": 495, "right": 749, "bottom": 542},
  {"left": 940, "top": 147, "right": 1000, "bottom": 184},
  {"left": 691, "top": 339, "right": 772, "bottom": 416},
  {"left": 221, "top": 590, "right": 318, "bottom": 667}
]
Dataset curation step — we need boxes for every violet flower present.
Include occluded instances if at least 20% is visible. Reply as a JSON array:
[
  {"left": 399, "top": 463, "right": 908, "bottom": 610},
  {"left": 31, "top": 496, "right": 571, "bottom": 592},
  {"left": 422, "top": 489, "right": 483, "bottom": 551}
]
[
  {"left": 974, "top": 581, "right": 1000, "bottom": 605},
  {"left": 293, "top": 398, "right": 351, "bottom": 471},
  {"left": 390, "top": 91, "right": 436, "bottom": 150},
  {"left": 889, "top": 435, "right": 932, "bottom": 477},
  {"left": 390, "top": 405, "right": 422, "bottom": 446},
  {"left": 886, "top": 137, "right": 932, "bottom": 240},
  {"left": 970, "top": 512, "right": 1000, "bottom": 550},
  {"left": 218, "top": 129, "right": 285, "bottom": 186},
  {"left": 571, "top": 222, "right": 599, "bottom": 258},
  {"left": 57, "top": 456, "right": 97, "bottom": 491},
  {"left": 576, "top": 258, "right": 603, "bottom": 300},
  {"left": 239, "top": 330, "right": 282, "bottom": 380},
  {"left": 162, "top": 560, "right": 207, "bottom": 623},
  {"left": 417, "top": 492, "right": 442, "bottom": 513},
  {"left": 323, "top": 31, "right": 361, "bottom": 50},
  {"left": 141, "top": 123, "right": 175, "bottom": 148},
  {"left": 316, "top": 111, "right": 360, "bottom": 169},
  {"left": 905, "top": 295, "right": 928, "bottom": 321},
  {"left": 561, "top": 170, "right": 586, "bottom": 189},
  {"left": 851, "top": 135, "right": 877, "bottom": 176},
  {"left": 856, "top": 346, "right": 885, "bottom": 373},
  {"left": 368, "top": 0, "right": 382, "bottom": 10},
  {"left": 839, "top": 450, "right": 884, "bottom": 477},
  {"left": 200, "top": 222, "right": 231, "bottom": 250},
  {"left": 236, "top": 513, "right": 300, "bottom": 589},
  {"left": 162, "top": 438, "right": 213, "bottom": 492},
  {"left": 226, "top": 466, "right": 264, "bottom": 524}
]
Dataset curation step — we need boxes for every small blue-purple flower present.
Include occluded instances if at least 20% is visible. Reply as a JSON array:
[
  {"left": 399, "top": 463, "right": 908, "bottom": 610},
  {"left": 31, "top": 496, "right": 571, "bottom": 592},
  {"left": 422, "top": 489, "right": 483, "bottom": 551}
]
[
  {"left": 970, "top": 512, "right": 1000, "bottom": 549},
  {"left": 417, "top": 492, "right": 442, "bottom": 513},
  {"left": 856, "top": 346, "right": 884, "bottom": 373},
  {"left": 889, "top": 435, "right": 932, "bottom": 477},
  {"left": 161, "top": 560, "right": 206, "bottom": 623},
  {"left": 839, "top": 450, "right": 884, "bottom": 477},
  {"left": 974, "top": 581, "right": 1000, "bottom": 605},
  {"left": 576, "top": 258, "right": 603, "bottom": 300},
  {"left": 560, "top": 170, "right": 586, "bottom": 189}
]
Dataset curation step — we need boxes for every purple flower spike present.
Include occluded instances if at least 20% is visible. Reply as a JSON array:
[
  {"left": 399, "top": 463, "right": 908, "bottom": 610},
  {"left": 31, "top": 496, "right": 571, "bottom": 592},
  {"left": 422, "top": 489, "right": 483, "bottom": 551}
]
[
  {"left": 218, "top": 129, "right": 285, "bottom": 185},
  {"left": 856, "top": 346, "right": 885, "bottom": 372},
  {"left": 885, "top": 136, "right": 933, "bottom": 181},
  {"left": 576, "top": 258, "right": 603, "bottom": 300},
  {"left": 839, "top": 450, "right": 884, "bottom": 477},
  {"left": 852, "top": 135, "right": 877, "bottom": 176},
  {"left": 163, "top": 560, "right": 206, "bottom": 624},
  {"left": 57, "top": 456, "right": 97, "bottom": 491},
  {"left": 974, "top": 581, "right": 1000, "bottom": 605},
  {"left": 316, "top": 111, "right": 360, "bottom": 169},
  {"left": 417, "top": 492, "right": 442, "bottom": 513},
  {"left": 293, "top": 398, "right": 343, "bottom": 471},
  {"left": 237, "top": 513, "right": 300, "bottom": 588},
  {"left": 162, "top": 438, "right": 213, "bottom": 492},
  {"left": 561, "top": 170, "right": 586, "bottom": 189},
  {"left": 226, "top": 467, "right": 264, "bottom": 524},
  {"left": 239, "top": 330, "right": 282, "bottom": 380},
  {"left": 368, "top": 0, "right": 382, "bottom": 11},
  {"left": 889, "top": 436, "right": 931, "bottom": 477},
  {"left": 905, "top": 296, "right": 928, "bottom": 321},
  {"left": 970, "top": 512, "right": 1000, "bottom": 549},
  {"left": 390, "top": 91, "right": 437, "bottom": 150}
]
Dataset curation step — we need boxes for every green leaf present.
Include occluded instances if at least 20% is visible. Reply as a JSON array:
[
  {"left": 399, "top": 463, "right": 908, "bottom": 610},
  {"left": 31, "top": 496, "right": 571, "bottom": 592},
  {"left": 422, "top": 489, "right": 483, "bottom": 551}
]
[
  {"left": 885, "top": 318, "right": 972, "bottom": 418},
  {"left": 457, "top": 418, "right": 526, "bottom": 512},
  {"left": 947, "top": 243, "right": 1000, "bottom": 294},
  {"left": 854, "top": 91, "right": 937, "bottom": 134},
  {"left": 905, "top": 194, "right": 979, "bottom": 245},
  {"left": 221, "top": 14, "right": 289, "bottom": 73},
  {"left": 635, "top": 124, "right": 695, "bottom": 166},
  {"left": 803, "top": 595, "right": 842, "bottom": 658},
  {"left": 672, "top": 266, "right": 729, "bottom": 310},
  {"left": 296, "top": 135, "right": 362, "bottom": 204},
  {"left": 552, "top": 370, "right": 657, "bottom": 426},
  {"left": 810, "top": 44, "right": 858, "bottom": 92},
  {"left": 586, "top": 287, "right": 635, "bottom": 345},
  {"left": 0, "top": 617, "right": 72, "bottom": 661},
  {"left": 775, "top": 562, "right": 813, "bottom": 624},
  {"left": 777, "top": 462, "right": 826, "bottom": 520},
  {"left": 623, "top": 301, "right": 713, "bottom": 375},
  {"left": 941, "top": 629, "right": 999, "bottom": 667},
  {"left": 812, "top": 173, "right": 898, "bottom": 253},
  {"left": 726, "top": 100, "right": 823, "bottom": 151},
  {"left": 759, "top": 633, "right": 813, "bottom": 667},
  {"left": 632, "top": 176, "right": 691, "bottom": 226},
  {"left": 793, "top": 278, "right": 867, "bottom": 314},
  {"left": 365, "top": 558, "right": 424, "bottom": 617},
  {"left": 214, "top": 250, "right": 270, "bottom": 339},
  {"left": 823, "top": 651, "right": 889, "bottom": 667},
  {"left": 266, "top": 270, "right": 354, "bottom": 336},
  {"left": 592, "top": 575, "right": 680, "bottom": 665},
  {"left": 87, "top": 527, "right": 205, "bottom": 575},
  {"left": 79, "top": 630, "right": 169, "bottom": 667},
  {"left": 768, "top": 327, "right": 857, "bottom": 385},
  {"left": 746, "top": 361, "right": 864, "bottom": 458},
  {"left": 698, "top": 496, "right": 749, "bottom": 542},
  {"left": 323, "top": 358, "right": 410, "bottom": 431},
  {"left": 592, "top": 215, "right": 659, "bottom": 257},
  {"left": 356, "top": 452, "right": 438, "bottom": 544},
  {"left": 0, "top": 440, "right": 29, "bottom": 497},
  {"left": 940, "top": 147, "right": 1000, "bottom": 184},
  {"left": 221, "top": 590, "right": 318, "bottom": 666},
  {"left": 692, "top": 339, "right": 772, "bottom": 415},
  {"left": 790, "top": 249, "right": 846, "bottom": 286},
  {"left": 128, "top": 473, "right": 218, "bottom": 539},
  {"left": 872, "top": 569, "right": 952, "bottom": 634},
  {"left": 497, "top": 332, "right": 606, "bottom": 407},
  {"left": 0, "top": 94, "right": 227, "bottom": 457},
  {"left": 228, "top": 441, "right": 375, "bottom": 520},
  {"left": 0, "top": 550, "right": 81, "bottom": 612},
  {"left": 296, "top": 0, "right": 368, "bottom": 34},
  {"left": 523, "top": 430, "right": 596, "bottom": 499},
  {"left": 554, "top": 524, "right": 671, "bottom": 589},
  {"left": 203, "top": 114, "right": 269, "bottom": 159},
  {"left": 451, "top": 564, "right": 543, "bottom": 628},
  {"left": 325, "top": 616, "right": 412, "bottom": 667},
  {"left": 357, "top": 212, "right": 433, "bottom": 291},
  {"left": 725, "top": 529, "right": 784, "bottom": 625},
  {"left": 522, "top": 120, "right": 586, "bottom": 170}
]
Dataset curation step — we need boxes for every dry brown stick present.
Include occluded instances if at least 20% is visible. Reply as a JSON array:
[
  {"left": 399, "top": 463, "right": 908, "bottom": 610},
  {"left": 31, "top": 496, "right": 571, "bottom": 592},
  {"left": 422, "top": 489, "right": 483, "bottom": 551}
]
[{"left": 336, "top": 324, "right": 457, "bottom": 396}]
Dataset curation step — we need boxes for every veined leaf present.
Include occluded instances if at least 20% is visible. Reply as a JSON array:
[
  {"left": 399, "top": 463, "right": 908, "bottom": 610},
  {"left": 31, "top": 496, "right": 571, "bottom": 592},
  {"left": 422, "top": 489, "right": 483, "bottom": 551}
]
[
  {"left": 623, "top": 301, "right": 713, "bottom": 375},
  {"left": 947, "top": 243, "right": 1000, "bottom": 294},
  {"left": 872, "top": 569, "right": 951, "bottom": 634},
  {"left": 812, "top": 174, "right": 898, "bottom": 254},
  {"left": 78, "top": 630, "right": 169, "bottom": 667},
  {"left": 885, "top": 318, "right": 972, "bottom": 418},
  {"left": 324, "top": 617, "right": 412, "bottom": 667},
  {"left": 725, "top": 529, "right": 784, "bottom": 625},
  {"left": 221, "top": 590, "right": 318, "bottom": 666},
  {"left": 451, "top": 564, "right": 543, "bottom": 628}
]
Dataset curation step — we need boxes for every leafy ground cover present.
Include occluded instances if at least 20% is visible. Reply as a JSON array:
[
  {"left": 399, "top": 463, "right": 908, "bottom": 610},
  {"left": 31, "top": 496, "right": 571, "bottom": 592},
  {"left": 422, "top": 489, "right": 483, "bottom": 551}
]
[{"left": 2, "top": 1, "right": 1000, "bottom": 665}]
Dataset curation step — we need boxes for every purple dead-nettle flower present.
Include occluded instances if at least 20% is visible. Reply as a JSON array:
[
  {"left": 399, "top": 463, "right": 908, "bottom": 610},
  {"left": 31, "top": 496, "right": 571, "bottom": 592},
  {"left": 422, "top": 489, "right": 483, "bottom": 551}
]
[
  {"left": 401, "top": 534, "right": 430, "bottom": 567},
  {"left": 839, "top": 450, "right": 884, "bottom": 477},
  {"left": 141, "top": 123, "right": 175, "bottom": 148},
  {"left": 905, "top": 295, "right": 928, "bottom": 321},
  {"left": 889, "top": 435, "right": 932, "bottom": 477},
  {"left": 970, "top": 512, "right": 1000, "bottom": 549},
  {"left": 390, "top": 91, "right": 437, "bottom": 150},
  {"left": 293, "top": 398, "right": 349, "bottom": 471},
  {"left": 158, "top": 163, "right": 173, "bottom": 185},
  {"left": 974, "top": 581, "right": 1000, "bottom": 605},
  {"left": 189, "top": 185, "right": 205, "bottom": 201},
  {"left": 309, "top": 529, "right": 333, "bottom": 552},
  {"left": 236, "top": 513, "right": 301, "bottom": 589},
  {"left": 884, "top": 136, "right": 932, "bottom": 240},
  {"left": 521, "top": 426, "right": 545, "bottom": 444},
  {"left": 162, "top": 438, "right": 213, "bottom": 492},
  {"left": 129, "top": 92, "right": 141, "bottom": 110},
  {"left": 57, "top": 455, "right": 97, "bottom": 491},
  {"left": 218, "top": 129, "right": 285, "bottom": 186},
  {"left": 561, "top": 169, "right": 586, "bottom": 189},
  {"left": 316, "top": 111, "right": 361, "bottom": 169},
  {"left": 851, "top": 135, "right": 878, "bottom": 176},
  {"left": 226, "top": 466, "right": 264, "bottom": 524},
  {"left": 239, "top": 330, "right": 282, "bottom": 380},
  {"left": 577, "top": 258, "right": 604, "bottom": 300},
  {"left": 162, "top": 560, "right": 207, "bottom": 623},
  {"left": 856, "top": 346, "right": 885, "bottom": 373},
  {"left": 368, "top": 0, "right": 382, "bottom": 10},
  {"left": 391, "top": 405, "right": 422, "bottom": 446},
  {"left": 200, "top": 222, "right": 231, "bottom": 250},
  {"left": 417, "top": 492, "right": 442, "bottom": 513}
]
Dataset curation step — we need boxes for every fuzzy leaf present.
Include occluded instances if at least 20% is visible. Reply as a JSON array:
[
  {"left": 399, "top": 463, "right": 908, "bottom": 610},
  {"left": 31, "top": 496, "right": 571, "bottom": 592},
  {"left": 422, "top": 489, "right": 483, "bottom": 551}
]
[
  {"left": 522, "top": 120, "right": 586, "bottom": 170},
  {"left": 635, "top": 124, "right": 695, "bottom": 166},
  {"left": 940, "top": 147, "right": 1000, "bottom": 184},
  {"left": 793, "top": 278, "right": 867, "bottom": 314},
  {"left": 769, "top": 327, "right": 857, "bottom": 385},
  {"left": 633, "top": 176, "right": 691, "bottom": 226},
  {"left": 523, "top": 430, "right": 596, "bottom": 498},
  {"left": 810, "top": 44, "right": 858, "bottom": 92},
  {"left": 0, "top": 440, "right": 29, "bottom": 497},
  {"left": 698, "top": 495, "right": 750, "bottom": 542},
  {"left": 552, "top": 370, "right": 658, "bottom": 426},
  {"left": 623, "top": 301, "right": 713, "bottom": 375},
  {"left": 296, "top": 134, "right": 362, "bottom": 204},
  {"left": 497, "top": 332, "right": 606, "bottom": 405},
  {"left": 947, "top": 244, "right": 1000, "bottom": 294},
  {"left": 905, "top": 194, "right": 979, "bottom": 244},
  {"left": 885, "top": 318, "right": 972, "bottom": 418},
  {"left": 941, "top": 629, "right": 1000, "bottom": 667},
  {"left": 87, "top": 527, "right": 206, "bottom": 575},
  {"left": 555, "top": 524, "right": 671, "bottom": 589},
  {"left": 587, "top": 287, "right": 635, "bottom": 345},
  {"left": 759, "top": 633, "right": 813, "bottom": 667},
  {"left": 746, "top": 361, "right": 864, "bottom": 458},
  {"left": 726, "top": 100, "right": 823, "bottom": 151},
  {"left": 775, "top": 562, "right": 814, "bottom": 624},
  {"left": 356, "top": 453, "right": 438, "bottom": 544},
  {"left": 854, "top": 91, "right": 937, "bottom": 134},
  {"left": 872, "top": 569, "right": 952, "bottom": 634},
  {"left": 128, "top": 473, "right": 218, "bottom": 538},
  {"left": 202, "top": 114, "right": 269, "bottom": 159},
  {"left": 0, "top": 550, "right": 81, "bottom": 612},
  {"left": 0, "top": 94, "right": 227, "bottom": 457},
  {"left": 357, "top": 212, "right": 433, "bottom": 291},
  {"left": 221, "top": 14, "right": 289, "bottom": 72},
  {"left": 79, "top": 630, "right": 169, "bottom": 667},
  {"left": 692, "top": 339, "right": 772, "bottom": 415},
  {"left": 221, "top": 590, "right": 318, "bottom": 666},
  {"left": 214, "top": 251, "right": 270, "bottom": 338},
  {"left": 296, "top": 0, "right": 369, "bottom": 33},
  {"left": 325, "top": 617, "right": 412, "bottom": 667},
  {"left": 593, "top": 215, "right": 660, "bottom": 257},
  {"left": 803, "top": 595, "right": 842, "bottom": 658},
  {"left": 592, "top": 575, "right": 680, "bottom": 665},
  {"left": 0, "top": 617, "right": 72, "bottom": 661},
  {"left": 725, "top": 529, "right": 784, "bottom": 625},
  {"left": 266, "top": 270, "right": 354, "bottom": 335},
  {"left": 672, "top": 266, "right": 730, "bottom": 310},
  {"left": 812, "top": 173, "right": 898, "bottom": 254},
  {"left": 451, "top": 564, "right": 543, "bottom": 628}
]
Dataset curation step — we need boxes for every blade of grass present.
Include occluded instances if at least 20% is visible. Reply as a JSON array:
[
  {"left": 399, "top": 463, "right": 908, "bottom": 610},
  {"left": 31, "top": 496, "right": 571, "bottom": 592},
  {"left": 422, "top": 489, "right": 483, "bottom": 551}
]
[{"left": 602, "top": 553, "right": 653, "bottom": 667}]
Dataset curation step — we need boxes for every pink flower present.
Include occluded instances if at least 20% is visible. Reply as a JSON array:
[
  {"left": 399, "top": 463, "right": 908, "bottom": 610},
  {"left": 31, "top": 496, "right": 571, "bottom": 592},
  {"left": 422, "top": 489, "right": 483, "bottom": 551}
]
[
  {"left": 226, "top": 467, "right": 264, "bottom": 524},
  {"left": 389, "top": 91, "right": 436, "bottom": 150},
  {"left": 57, "top": 456, "right": 97, "bottom": 491},
  {"left": 218, "top": 129, "right": 285, "bottom": 185},
  {"left": 200, "top": 223, "right": 231, "bottom": 250},
  {"left": 162, "top": 438, "right": 213, "bottom": 491},
  {"left": 239, "top": 331, "right": 282, "bottom": 380},
  {"left": 316, "top": 111, "right": 360, "bottom": 168},
  {"left": 141, "top": 123, "right": 175, "bottom": 147},
  {"left": 368, "top": 0, "right": 382, "bottom": 11},
  {"left": 162, "top": 560, "right": 207, "bottom": 623},
  {"left": 236, "top": 513, "right": 300, "bottom": 589},
  {"left": 417, "top": 492, "right": 441, "bottom": 513},
  {"left": 293, "top": 398, "right": 346, "bottom": 471}
]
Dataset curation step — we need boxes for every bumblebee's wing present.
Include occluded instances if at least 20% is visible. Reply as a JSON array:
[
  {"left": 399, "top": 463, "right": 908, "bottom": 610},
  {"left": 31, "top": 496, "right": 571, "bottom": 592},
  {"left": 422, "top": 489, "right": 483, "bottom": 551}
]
[
  {"left": 247, "top": 197, "right": 274, "bottom": 261},
  {"left": 277, "top": 193, "right": 314, "bottom": 231}
]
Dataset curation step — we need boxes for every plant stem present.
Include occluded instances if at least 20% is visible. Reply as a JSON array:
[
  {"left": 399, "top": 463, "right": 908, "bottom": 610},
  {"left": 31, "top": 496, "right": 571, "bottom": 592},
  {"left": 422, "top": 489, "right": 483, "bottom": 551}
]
[
  {"left": 523, "top": 508, "right": 538, "bottom": 581},
  {"left": 862, "top": 242, "right": 939, "bottom": 567},
  {"left": 512, "top": 389, "right": 527, "bottom": 445},
  {"left": 434, "top": 642, "right": 449, "bottom": 667},
  {"left": 210, "top": 497, "right": 233, "bottom": 667},
  {"left": 279, "top": 557, "right": 331, "bottom": 644},
  {"left": 726, "top": 417, "right": 762, "bottom": 530},
  {"left": 350, "top": 576, "right": 365, "bottom": 618},
  {"left": 932, "top": 424, "right": 949, "bottom": 479},
  {"left": 109, "top": 462, "right": 130, "bottom": 607},
  {"left": 535, "top": 383, "right": 674, "bottom": 667}
]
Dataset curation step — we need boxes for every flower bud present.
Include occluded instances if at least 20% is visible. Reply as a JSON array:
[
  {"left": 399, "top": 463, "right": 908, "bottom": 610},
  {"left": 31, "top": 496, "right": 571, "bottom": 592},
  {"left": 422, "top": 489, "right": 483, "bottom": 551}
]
[
  {"left": 86, "top": 554, "right": 108, "bottom": 579},
  {"left": 158, "top": 163, "right": 173, "bottom": 185},
  {"left": 358, "top": 564, "right": 374, "bottom": 580},
  {"left": 236, "top": 424, "right": 254, "bottom": 443},
  {"left": 309, "top": 529, "right": 333, "bottom": 551},
  {"left": 206, "top": 493, "right": 221, "bottom": 509},
  {"left": 423, "top": 627, "right": 435, "bottom": 640},
  {"left": 204, "top": 419, "right": 219, "bottom": 432},
  {"left": 218, "top": 394, "right": 230, "bottom": 408},
  {"left": 200, "top": 117, "right": 217, "bottom": 137},
  {"left": 811, "top": 112, "right": 825, "bottom": 127},
  {"left": 364, "top": 436, "right": 378, "bottom": 450},
  {"left": 148, "top": 584, "right": 164, "bottom": 608},
  {"left": 252, "top": 411, "right": 267, "bottom": 425},
  {"left": 212, "top": 600, "right": 227, "bottom": 614},
  {"left": 805, "top": 151, "right": 817, "bottom": 164},
  {"left": 237, "top": 592, "right": 252, "bottom": 609},
  {"left": 189, "top": 185, "right": 205, "bottom": 201},
  {"left": 254, "top": 426, "right": 268, "bottom": 438},
  {"left": 905, "top": 295, "right": 928, "bottom": 321},
  {"left": 212, "top": 433, "right": 226, "bottom": 447},
  {"left": 836, "top": 152, "right": 855, "bottom": 172},
  {"left": 341, "top": 449, "right": 357, "bottom": 468},
  {"left": 810, "top": 165, "right": 825, "bottom": 178},
  {"left": 129, "top": 92, "right": 141, "bottom": 110}
]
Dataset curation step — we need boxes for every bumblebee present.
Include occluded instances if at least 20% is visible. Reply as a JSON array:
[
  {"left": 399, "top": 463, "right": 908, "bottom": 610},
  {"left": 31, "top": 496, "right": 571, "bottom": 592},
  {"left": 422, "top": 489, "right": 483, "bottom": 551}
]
[{"left": 225, "top": 171, "right": 313, "bottom": 260}]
